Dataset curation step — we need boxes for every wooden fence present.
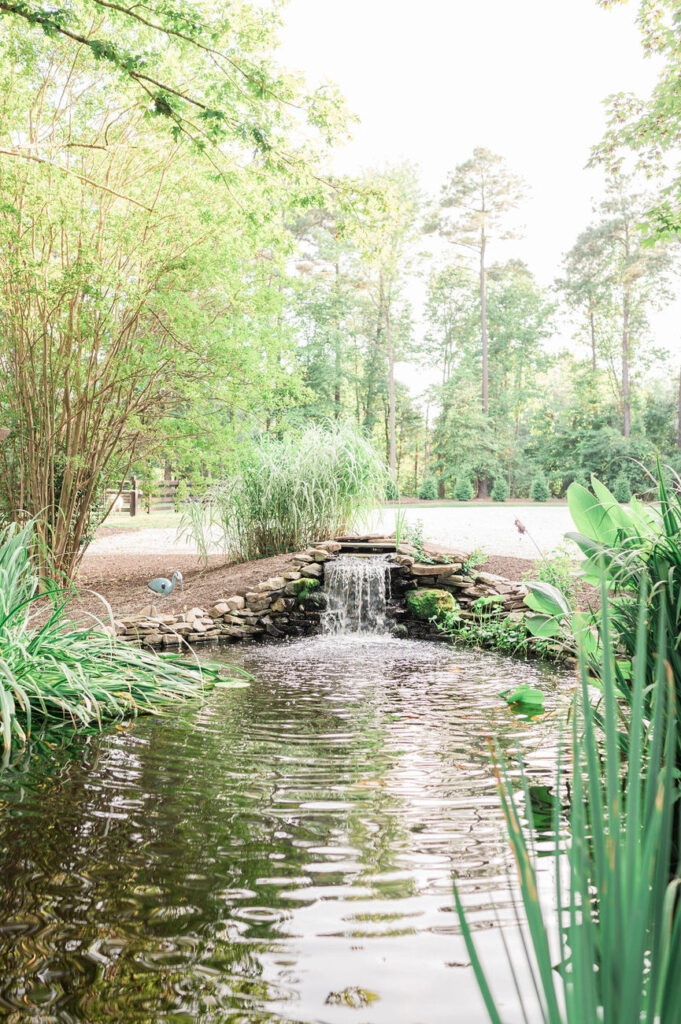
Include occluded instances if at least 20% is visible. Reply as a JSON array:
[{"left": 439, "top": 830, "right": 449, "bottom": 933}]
[{"left": 105, "top": 478, "right": 196, "bottom": 516}]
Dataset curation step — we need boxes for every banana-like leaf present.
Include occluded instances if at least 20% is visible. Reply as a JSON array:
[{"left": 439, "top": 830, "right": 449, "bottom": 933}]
[{"left": 524, "top": 580, "right": 571, "bottom": 617}]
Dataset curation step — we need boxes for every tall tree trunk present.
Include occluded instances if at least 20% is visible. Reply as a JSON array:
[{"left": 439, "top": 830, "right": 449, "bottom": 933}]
[
  {"left": 334, "top": 260, "right": 342, "bottom": 418},
  {"left": 480, "top": 232, "right": 488, "bottom": 416},
  {"left": 589, "top": 310, "right": 597, "bottom": 371},
  {"left": 383, "top": 273, "right": 397, "bottom": 476},
  {"left": 478, "top": 229, "right": 489, "bottom": 497},
  {"left": 622, "top": 285, "right": 631, "bottom": 439}
]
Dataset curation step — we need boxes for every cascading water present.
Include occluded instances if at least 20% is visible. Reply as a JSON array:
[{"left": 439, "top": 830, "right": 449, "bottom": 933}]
[{"left": 322, "top": 554, "right": 391, "bottom": 634}]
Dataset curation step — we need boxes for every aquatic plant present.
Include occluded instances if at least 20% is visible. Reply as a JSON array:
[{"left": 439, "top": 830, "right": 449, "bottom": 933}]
[
  {"left": 180, "top": 422, "right": 388, "bottom": 562},
  {"left": 456, "top": 582, "right": 681, "bottom": 1023},
  {"left": 0, "top": 521, "right": 230, "bottom": 761}
]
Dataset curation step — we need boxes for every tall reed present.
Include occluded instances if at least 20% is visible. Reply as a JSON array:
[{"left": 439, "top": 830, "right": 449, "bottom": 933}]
[
  {"left": 0, "top": 521, "right": 227, "bottom": 762},
  {"left": 456, "top": 580, "right": 681, "bottom": 1022},
  {"left": 180, "top": 421, "right": 388, "bottom": 562}
]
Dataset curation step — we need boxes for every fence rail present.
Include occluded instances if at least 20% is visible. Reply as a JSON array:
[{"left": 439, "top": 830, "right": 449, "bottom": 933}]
[{"left": 105, "top": 478, "right": 197, "bottom": 516}]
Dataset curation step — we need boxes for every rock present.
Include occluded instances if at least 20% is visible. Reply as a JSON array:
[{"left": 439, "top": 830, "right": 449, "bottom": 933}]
[
  {"left": 258, "top": 576, "right": 286, "bottom": 592},
  {"left": 282, "top": 570, "right": 301, "bottom": 580},
  {"left": 391, "top": 623, "right": 409, "bottom": 638},
  {"left": 285, "top": 578, "right": 320, "bottom": 597},
  {"left": 246, "top": 596, "right": 271, "bottom": 613},
  {"left": 291, "top": 554, "right": 313, "bottom": 564},
  {"left": 185, "top": 607, "right": 206, "bottom": 624},
  {"left": 270, "top": 598, "right": 288, "bottom": 613},
  {"left": 226, "top": 595, "right": 245, "bottom": 611},
  {"left": 310, "top": 548, "right": 334, "bottom": 562},
  {"left": 208, "top": 602, "right": 231, "bottom": 618},
  {"left": 313, "top": 540, "right": 342, "bottom": 553},
  {"left": 394, "top": 554, "right": 415, "bottom": 567},
  {"left": 411, "top": 564, "right": 449, "bottom": 576},
  {"left": 300, "top": 563, "right": 322, "bottom": 578},
  {"left": 405, "top": 588, "right": 459, "bottom": 621}
]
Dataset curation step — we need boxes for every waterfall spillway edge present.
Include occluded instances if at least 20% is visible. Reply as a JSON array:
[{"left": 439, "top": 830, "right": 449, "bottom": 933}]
[{"left": 322, "top": 555, "right": 391, "bottom": 635}]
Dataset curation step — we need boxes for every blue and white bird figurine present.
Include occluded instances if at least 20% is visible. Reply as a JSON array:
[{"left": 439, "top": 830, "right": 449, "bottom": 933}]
[{"left": 147, "top": 570, "right": 183, "bottom": 617}]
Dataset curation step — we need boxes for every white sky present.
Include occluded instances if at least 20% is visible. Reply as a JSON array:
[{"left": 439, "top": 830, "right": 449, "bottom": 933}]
[{"left": 277, "top": 0, "right": 680, "bottom": 392}]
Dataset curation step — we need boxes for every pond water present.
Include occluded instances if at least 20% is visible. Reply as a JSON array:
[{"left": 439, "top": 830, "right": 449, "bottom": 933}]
[{"left": 0, "top": 634, "right": 568, "bottom": 1023}]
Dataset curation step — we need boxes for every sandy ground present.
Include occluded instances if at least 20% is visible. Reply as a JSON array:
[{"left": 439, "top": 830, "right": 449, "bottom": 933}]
[
  {"left": 68, "top": 505, "right": 578, "bottom": 621},
  {"left": 85, "top": 505, "right": 575, "bottom": 563}
]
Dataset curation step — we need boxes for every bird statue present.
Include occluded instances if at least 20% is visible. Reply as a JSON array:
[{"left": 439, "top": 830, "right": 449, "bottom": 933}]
[{"left": 147, "top": 570, "right": 183, "bottom": 617}]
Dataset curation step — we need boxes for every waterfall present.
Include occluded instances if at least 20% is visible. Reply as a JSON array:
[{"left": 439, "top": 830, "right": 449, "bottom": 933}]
[{"left": 322, "top": 555, "right": 391, "bottom": 635}]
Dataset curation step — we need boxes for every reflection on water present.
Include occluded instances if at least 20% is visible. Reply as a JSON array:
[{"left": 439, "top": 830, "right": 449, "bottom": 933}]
[{"left": 0, "top": 635, "right": 568, "bottom": 1022}]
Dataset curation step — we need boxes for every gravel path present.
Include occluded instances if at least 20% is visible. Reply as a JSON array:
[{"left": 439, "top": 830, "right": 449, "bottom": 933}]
[{"left": 85, "top": 505, "right": 574, "bottom": 561}]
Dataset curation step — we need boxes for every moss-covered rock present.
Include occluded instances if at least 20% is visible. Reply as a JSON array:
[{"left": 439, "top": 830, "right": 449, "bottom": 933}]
[
  {"left": 406, "top": 588, "right": 458, "bottom": 621},
  {"left": 285, "top": 577, "right": 320, "bottom": 598}
]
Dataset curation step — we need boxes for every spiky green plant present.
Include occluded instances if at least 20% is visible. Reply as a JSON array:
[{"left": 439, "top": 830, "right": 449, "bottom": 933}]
[
  {"left": 0, "top": 521, "right": 234, "bottom": 761},
  {"left": 180, "top": 421, "right": 389, "bottom": 562},
  {"left": 456, "top": 581, "right": 681, "bottom": 1023}
]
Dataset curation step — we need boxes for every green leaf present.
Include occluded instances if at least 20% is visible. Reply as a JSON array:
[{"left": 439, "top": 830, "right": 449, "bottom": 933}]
[
  {"left": 498, "top": 685, "right": 545, "bottom": 710},
  {"left": 524, "top": 580, "right": 570, "bottom": 617},
  {"left": 525, "top": 613, "right": 562, "bottom": 638}
]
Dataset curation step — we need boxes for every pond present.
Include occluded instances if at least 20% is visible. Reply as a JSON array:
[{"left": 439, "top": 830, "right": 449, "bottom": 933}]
[{"left": 0, "top": 633, "right": 568, "bottom": 1023}]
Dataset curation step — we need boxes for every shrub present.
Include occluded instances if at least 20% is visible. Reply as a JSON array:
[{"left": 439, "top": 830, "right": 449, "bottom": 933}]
[
  {"left": 180, "top": 421, "right": 388, "bottom": 562},
  {"left": 613, "top": 471, "right": 632, "bottom": 503},
  {"left": 454, "top": 467, "right": 474, "bottom": 502},
  {"left": 530, "top": 473, "right": 550, "bottom": 502},
  {"left": 417, "top": 477, "right": 438, "bottom": 501},
  {"left": 491, "top": 476, "right": 508, "bottom": 502},
  {"left": 0, "top": 521, "right": 226, "bottom": 761}
]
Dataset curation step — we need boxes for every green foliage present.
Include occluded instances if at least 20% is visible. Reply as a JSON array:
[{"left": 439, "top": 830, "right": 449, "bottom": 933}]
[
  {"left": 490, "top": 475, "right": 508, "bottom": 502},
  {"left": 530, "top": 472, "right": 551, "bottom": 502},
  {"left": 385, "top": 477, "right": 400, "bottom": 501},
  {"left": 565, "top": 468, "right": 681, "bottom": 756},
  {"left": 456, "top": 585, "right": 681, "bottom": 1023},
  {"left": 405, "top": 588, "right": 459, "bottom": 621},
  {"left": 454, "top": 467, "right": 474, "bottom": 502},
  {"left": 0, "top": 521, "right": 232, "bottom": 761},
  {"left": 417, "top": 477, "right": 438, "bottom": 500},
  {"left": 180, "top": 422, "right": 388, "bottom": 562},
  {"left": 461, "top": 548, "right": 489, "bottom": 574},
  {"left": 613, "top": 471, "right": 632, "bottom": 503},
  {"left": 524, "top": 545, "right": 580, "bottom": 606}
]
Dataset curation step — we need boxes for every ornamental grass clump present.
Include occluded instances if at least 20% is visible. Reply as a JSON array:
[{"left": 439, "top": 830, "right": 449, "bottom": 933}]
[
  {"left": 181, "top": 422, "right": 388, "bottom": 562},
  {"left": 0, "top": 521, "right": 223, "bottom": 762}
]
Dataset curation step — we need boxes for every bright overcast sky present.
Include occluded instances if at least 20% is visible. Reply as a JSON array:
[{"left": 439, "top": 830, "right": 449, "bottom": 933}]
[{"left": 277, "top": 0, "right": 679, "bottom": 388}]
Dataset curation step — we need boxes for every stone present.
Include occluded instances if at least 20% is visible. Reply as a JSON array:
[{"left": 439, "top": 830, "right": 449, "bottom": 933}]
[
  {"left": 285, "top": 577, "right": 320, "bottom": 597},
  {"left": 185, "top": 607, "right": 206, "bottom": 625},
  {"left": 283, "top": 570, "right": 301, "bottom": 580},
  {"left": 270, "top": 598, "right": 288, "bottom": 613},
  {"left": 313, "top": 540, "right": 342, "bottom": 553},
  {"left": 258, "top": 576, "right": 286, "bottom": 592},
  {"left": 394, "top": 554, "right": 415, "bottom": 567},
  {"left": 310, "top": 548, "right": 334, "bottom": 562},
  {"left": 405, "top": 588, "right": 459, "bottom": 621},
  {"left": 411, "top": 563, "right": 449, "bottom": 577},
  {"left": 300, "top": 563, "right": 322, "bottom": 578},
  {"left": 225, "top": 595, "right": 245, "bottom": 611},
  {"left": 292, "top": 554, "right": 313, "bottom": 564},
  {"left": 208, "top": 602, "right": 231, "bottom": 618},
  {"left": 246, "top": 596, "right": 271, "bottom": 612}
]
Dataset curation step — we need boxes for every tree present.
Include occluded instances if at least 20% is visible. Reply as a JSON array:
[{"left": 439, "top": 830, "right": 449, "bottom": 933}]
[
  {"left": 558, "top": 226, "right": 616, "bottom": 371},
  {"left": 350, "top": 165, "right": 421, "bottom": 476},
  {"left": 594, "top": 0, "right": 681, "bottom": 241},
  {"left": 560, "top": 178, "right": 672, "bottom": 438},
  {"left": 0, "top": 0, "right": 344, "bottom": 174},
  {"left": 435, "top": 148, "right": 527, "bottom": 493},
  {"left": 0, "top": 17, "right": 330, "bottom": 576}
]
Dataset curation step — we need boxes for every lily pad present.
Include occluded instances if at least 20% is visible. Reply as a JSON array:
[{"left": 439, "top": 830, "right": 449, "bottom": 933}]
[{"left": 498, "top": 685, "right": 545, "bottom": 712}]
